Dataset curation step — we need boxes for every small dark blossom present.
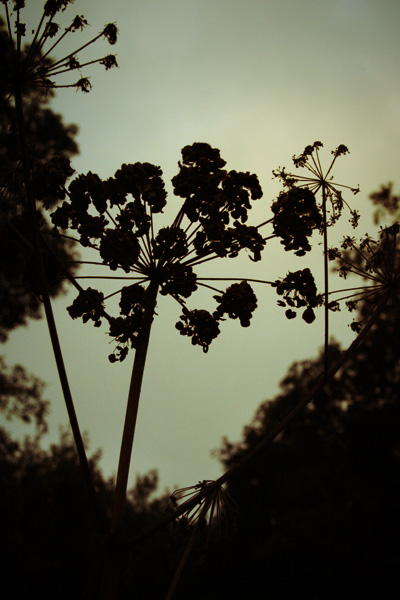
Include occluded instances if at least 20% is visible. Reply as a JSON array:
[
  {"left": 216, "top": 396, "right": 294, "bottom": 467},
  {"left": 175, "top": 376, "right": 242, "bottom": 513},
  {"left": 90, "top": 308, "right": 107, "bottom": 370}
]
[
  {"left": 44, "top": 0, "right": 73, "bottom": 16},
  {"left": 71, "top": 15, "right": 88, "bottom": 32},
  {"left": 272, "top": 268, "right": 323, "bottom": 323},
  {"left": 67, "top": 287, "right": 105, "bottom": 327},
  {"left": 176, "top": 309, "right": 220, "bottom": 353},
  {"left": 102, "top": 22, "right": 118, "bottom": 45},
  {"left": 75, "top": 78, "right": 92, "bottom": 93},
  {"left": 100, "top": 54, "right": 118, "bottom": 70}
]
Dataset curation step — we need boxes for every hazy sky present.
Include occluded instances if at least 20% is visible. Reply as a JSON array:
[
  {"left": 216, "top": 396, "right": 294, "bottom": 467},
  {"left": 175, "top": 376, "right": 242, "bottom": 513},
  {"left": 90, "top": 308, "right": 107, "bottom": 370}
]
[{"left": 4, "top": 0, "right": 400, "bottom": 493}]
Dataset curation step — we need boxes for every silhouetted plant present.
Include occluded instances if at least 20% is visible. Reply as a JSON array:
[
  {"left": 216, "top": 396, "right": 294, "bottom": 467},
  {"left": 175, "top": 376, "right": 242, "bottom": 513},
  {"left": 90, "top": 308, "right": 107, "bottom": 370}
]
[
  {"left": 327, "top": 223, "right": 400, "bottom": 332},
  {"left": 2, "top": 2, "right": 399, "bottom": 599},
  {"left": 273, "top": 141, "right": 360, "bottom": 373}
]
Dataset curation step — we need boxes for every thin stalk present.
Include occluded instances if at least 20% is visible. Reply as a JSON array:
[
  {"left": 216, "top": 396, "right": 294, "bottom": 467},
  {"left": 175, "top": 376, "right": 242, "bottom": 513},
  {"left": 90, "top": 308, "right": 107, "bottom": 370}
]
[
  {"left": 197, "top": 277, "right": 275, "bottom": 285},
  {"left": 13, "top": 84, "right": 105, "bottom": 533},
  {"left": 164, "top": 523, "right": 198, "bottom": 600},
  {"left": 45, "top": 55, "right": 113, "bottom": 77},
  {"left": 197, "top": 281, "right": 224, "bottom": 293},
  {"left": 23, "top": 11, "right": 47, "bottom": 65},
  {"left": 322, "top": 184, "right": 329, "bottom": 376},
  {"left": 143, "top": 201, "right": 155, "bottom": 266},
  {"left": 329, "top": 287, "right": 384, "bottom": 304},
  {"left": 164, "top": 500, "right": 210, "bottom": 600},
  {"left": 73, "top": 275, "right": 148, "bottom": 281},
  {"left": 32, "top": 29, "right": 104, "bottom": 74}
]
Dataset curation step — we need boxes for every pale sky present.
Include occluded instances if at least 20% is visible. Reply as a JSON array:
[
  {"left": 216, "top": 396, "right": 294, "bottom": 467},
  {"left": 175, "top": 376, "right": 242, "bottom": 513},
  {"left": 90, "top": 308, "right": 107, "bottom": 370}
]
[{"left": 4, "top": 0, "right": 400, "bottom": 493}]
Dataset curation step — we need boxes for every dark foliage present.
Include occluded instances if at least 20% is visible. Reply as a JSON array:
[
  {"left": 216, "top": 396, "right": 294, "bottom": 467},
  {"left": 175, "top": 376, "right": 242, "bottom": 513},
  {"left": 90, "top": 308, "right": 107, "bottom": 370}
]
[
  {"left": 0, "top": 425, "right": 179, "bottom": 600},
  {"left": 205, "top": 272, "right": 400, "bottom": 599},
  {"left": 0, "top": 355, "right": 49, "bottom": 434},
  {"left": 0, "top": 17, "right": 80, "bottom": 341}
]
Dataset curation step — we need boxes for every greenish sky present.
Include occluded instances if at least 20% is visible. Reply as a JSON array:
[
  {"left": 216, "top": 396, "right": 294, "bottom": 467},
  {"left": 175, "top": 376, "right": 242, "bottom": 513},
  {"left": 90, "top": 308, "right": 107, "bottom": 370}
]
[{"left": 4, "top": 0, "right": 400, "bottom": 492}]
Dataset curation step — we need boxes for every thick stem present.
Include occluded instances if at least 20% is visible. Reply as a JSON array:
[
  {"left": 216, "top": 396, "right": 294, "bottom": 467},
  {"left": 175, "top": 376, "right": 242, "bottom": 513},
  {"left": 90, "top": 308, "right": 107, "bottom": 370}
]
[
  {"left": 110, "top": 279, "right": 159, "bottom": 533},
  {"left": 99, "top": 281, "right": 158, "bottom": 599},
  {"left": 13, "top": 85, "right": 105, "bottom": 532}
]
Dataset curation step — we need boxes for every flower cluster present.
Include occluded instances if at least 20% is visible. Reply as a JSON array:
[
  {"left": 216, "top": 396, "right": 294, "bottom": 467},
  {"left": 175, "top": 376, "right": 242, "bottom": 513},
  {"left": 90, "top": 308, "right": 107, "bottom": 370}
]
[
  {"left": 51, "top": 143, "right": 268, "bottom": 361},
  {"left": 44, "top": 141, "right": 363, "bottom": 362},
  {"left": 213, "top": 280, "right": 257, "bottom": 326},
  {"left": 175, "top": 281, "right": 258, "bottom": 352},
  {"left": 271, "top": 187, "right": 322, "bottom": 256},
  {"left": 176, "top": 309, "right": 221, "bottom": 353},
  {"left": 328, "top": 224, "right": 400, "bottom": 331},
  {"left": 271, "top": 142, "right": 360, "bottom": 332},
  {"left": 169, "top": 480, "right": 238, "bottom": 539},
  {"left": 0, "top": 0, "right": 118, "bottom": 96},
  {"left": 67, "top": 286, "right": 104, "bottom": 326},
  {"left": 173, "top": 143, "right": 265, "bottom": 262},
  {"left": 272, "top": 268, "right": 323, "bottom": 323},
  {"left": 273, "top": 141, "right": 360, "bottom": 228}
]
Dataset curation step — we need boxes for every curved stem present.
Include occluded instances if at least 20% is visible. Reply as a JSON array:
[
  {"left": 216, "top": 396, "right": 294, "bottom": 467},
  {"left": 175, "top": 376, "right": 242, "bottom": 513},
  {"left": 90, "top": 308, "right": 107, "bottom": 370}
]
[{"left": 13, "top": 84, "right": 105, "bottom": 533}]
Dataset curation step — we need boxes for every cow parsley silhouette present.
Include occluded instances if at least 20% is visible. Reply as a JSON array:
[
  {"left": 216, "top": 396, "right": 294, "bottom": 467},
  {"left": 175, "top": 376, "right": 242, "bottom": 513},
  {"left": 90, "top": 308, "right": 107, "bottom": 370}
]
[
  {"left": 328, "top": 224, "right": 400, "bottom": 332},
  {"left": 272, "top": 141, "right": 359, "bottom": 371},
  {"left": 47, "top": 141, "right": 331, "bottom": 539},
  {"left": 52, "top": 142, "right": 325, "bottom": 361},
  {"left": 0, "top": 0, "right": 118, "bottom": 97}
]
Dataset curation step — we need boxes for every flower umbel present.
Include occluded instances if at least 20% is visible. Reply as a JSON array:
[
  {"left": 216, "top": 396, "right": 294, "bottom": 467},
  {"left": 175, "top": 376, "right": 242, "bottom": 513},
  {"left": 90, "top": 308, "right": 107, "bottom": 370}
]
[
  {"left": 272, "top": 142, "right": 359, "bottom": 373},
  {"left": 170, "top": 480, "right": 238, "bottom": 539},
  {"left": 51, "top": 143, "right": 277, "bottom": 361},
  {"left": 0, "top": 0, "right": 118, "bottom": 96},
  {"left": 328, "top": 224, "right": 400, "bottom": 332},
  {"left": 273, "top": 141, "right": 360, "bottom": 229}
]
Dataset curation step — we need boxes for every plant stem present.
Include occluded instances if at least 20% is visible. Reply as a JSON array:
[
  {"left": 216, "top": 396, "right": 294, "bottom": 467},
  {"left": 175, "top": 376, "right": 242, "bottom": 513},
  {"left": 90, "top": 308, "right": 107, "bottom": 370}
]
[
  {"left": 100, "top": 280, "right": 158, "bottom": 599},
  {"left": 110, "top": 279, "right": 159, "bottom": 532},
  {"left": 322, "top": 184, "right": 329, "bottom": 376},
  {"left": 13, "top": 84, "right": 105, "bottom": 532},
  {"left": 165, "top": 493, "right": 214, "bottom": 600},
  {"left": 164, "top": 524, "right": 198, "bottom": 600}
]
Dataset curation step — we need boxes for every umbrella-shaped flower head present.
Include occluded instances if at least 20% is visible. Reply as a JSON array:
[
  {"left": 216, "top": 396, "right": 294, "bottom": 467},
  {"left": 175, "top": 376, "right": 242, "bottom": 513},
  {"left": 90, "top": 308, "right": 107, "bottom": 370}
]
[
  {"left": 51, "top": 143, "right": 269, "bottom": 360},
  {"left": 271, "top": 142, "right": 359, "bottom": 326},
  {"left": 0, "top": 0, "right": 118, "bottom": 96},
  {"left": 328, "top": 224, "right": 400, "bottom": 331}
]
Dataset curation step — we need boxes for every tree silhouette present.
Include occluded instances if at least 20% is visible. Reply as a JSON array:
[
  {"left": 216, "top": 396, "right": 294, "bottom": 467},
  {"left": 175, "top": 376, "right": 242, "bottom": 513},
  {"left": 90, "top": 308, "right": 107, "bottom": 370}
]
[
  {"left": 205, "top": 194, "right": 400, "bottom": 599},
  {"left": 0, "top": 15, "right": 80, "bottom": 341}
]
